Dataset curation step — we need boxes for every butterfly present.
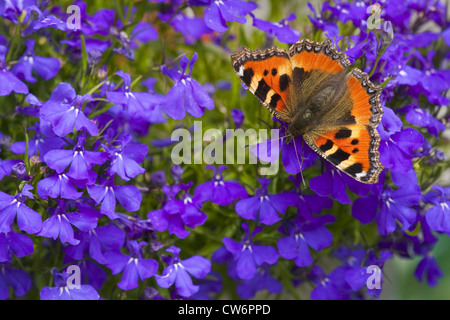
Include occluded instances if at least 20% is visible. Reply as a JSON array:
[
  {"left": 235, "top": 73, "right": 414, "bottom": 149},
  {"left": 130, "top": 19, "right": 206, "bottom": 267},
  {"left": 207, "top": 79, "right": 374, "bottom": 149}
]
[{"left": 231, "top": 39, "right": 384, "bottom": 184}]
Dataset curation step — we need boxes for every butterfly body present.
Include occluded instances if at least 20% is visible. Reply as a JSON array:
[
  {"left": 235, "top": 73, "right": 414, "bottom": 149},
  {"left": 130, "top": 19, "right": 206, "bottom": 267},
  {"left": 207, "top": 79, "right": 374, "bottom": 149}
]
[{"left": 231, "top": 39, "right": 384, "bottom": 184}]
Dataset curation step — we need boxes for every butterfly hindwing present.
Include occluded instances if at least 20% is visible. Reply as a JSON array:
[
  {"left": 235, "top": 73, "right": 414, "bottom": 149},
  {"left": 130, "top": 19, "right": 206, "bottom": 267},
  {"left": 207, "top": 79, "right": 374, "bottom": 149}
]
[
  {"left": 304, "top": 67, "right": 383, "bottom": 183},
  {"left": 231, "top": 46, "right": 293, "bottom": 123}
]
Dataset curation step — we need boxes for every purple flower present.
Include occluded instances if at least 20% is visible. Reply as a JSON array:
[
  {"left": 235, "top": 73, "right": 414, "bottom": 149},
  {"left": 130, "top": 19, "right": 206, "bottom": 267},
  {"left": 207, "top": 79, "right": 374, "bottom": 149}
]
[
  {"left": 203, "top": 0, "right": 257, "bottom": 33},
  {"left": 379, "top": 128, "right": 423, "bottom": 173},
  {"left": 309, "top": 265, "right": 348, "bottom": 300},
  {"left": 87, "top": 175, "right": 143, "bottom": 219},
  {"left": 277, "top": 215, "right": 335, "bottom": 267},
  {"left": 40, "top": 83, "right": 98, "bottom": 137},
  {"left": 40, "top": 269, "right": 100, "bottom": 300},
  {"left": 155, "top": 245, "right": 211, "bottom": 297},
  {"left": 223, "top": 223, "right": 279, "bottom": 280},
  {"left": 104, "top": 240, "right": 158, "bottom": 291},
  {"left": 353, "top": 170, "right": 420, "bottom": 236},
  {"left": 102, "top": 134, "right": 147, "bottom": 181},
  {"left": 36, "top": 172, "right": 83, "bottom": 200},
  {"left": 309, "top": 163, "right": 352, "bottom": 205},
  {"left": 235, "top": 178, "right": 297, "bottom": 225},
  {"left": 423, "top": 185, "right": 450, "bottom": 234},
  {"left": 162, "top": 52, "right": 214, "bottom": 120},
  {"left": 414, "top": 253, "right": 443, "bottom": 287},
  {"left": 44, "top": 135, "right": 107, "bottom": 181},
  {"left": 307, "top": 2, "right": 339, "bottom": 37},
  {"left": 64, "top": 224, "right": 126, "bottom": 264},
  {"left": 251, "top": 13, "right": 301, "bottom": 43},
  {"left": 0, "top": 263, "right": 31, "bottom": 300},
  {"left": 401, "top": 104, "right": 445, "bottom": 138},
  {"left": 236, "top": 264, "right": 282, "bottom": 299},
  {"left": 106, "top": 71, "right": 165, "bottom": 119},
  {"left": 0, "top": 184, "right": 41, "bottom": 234},
  {"left": 170, "top": 14, "right": 212, "bottom": 44},
  {"left": 288, "top": 175, "right": 333, "bottom": 220},
  {"left": 0, "top": 45, "right": 28, "bottom": 96},
  {"left": 37, "top": 200, "right": 99, "bottom": 245},
  {"left": 0, "top": 231, "right": 34, "bottom": 262},
  {"left": 11, "top": 39, "right": 60, "bottom": 83},
  {"left": 193, "top": 165, "right": 248, "bottom": 206},
  {"left": 148, "top": 183, "right": 207, "bottom": 239}
]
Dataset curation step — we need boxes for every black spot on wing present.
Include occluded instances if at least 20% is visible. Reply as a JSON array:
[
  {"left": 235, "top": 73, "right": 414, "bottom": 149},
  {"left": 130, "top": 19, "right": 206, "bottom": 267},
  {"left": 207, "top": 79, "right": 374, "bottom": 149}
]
[
  {"left": 269, "top": 94, "right": 281, "bottom": 109},
  {"left": 335, "top": 128, "right": 352, "bottom": 139},
  {"left": 279, "top": 74, "right": 291, "bottom": 92},
  {"left": 255, "top": 78, "right": 271, "bottom": 102},
  {"left": 242, "top": 68, "right": 254, "bottom": 87},
  {"left": 345, "top": 163, "right": 363, "bottom": 176},
  {"left": 340, "top": 111, "right": 356, "bottom": 125},
  {"left": 352, "top": 148, "right": 359, "bottom": 153},
  {"left": 293, "top": 67, "right": 307, "bottom": 84},
  {"left": 263, "top": 69, "right": 268, "bottom": 76},
  {"left": 271, "top": 68, "right": 277, "bottom": 76},
  {"left": 319, "top": 139, "right": 333, "bottom": 152},
  {"left": 328, "top": 148, "right": 350, "bottom": 165},
  {"left": 351, "top": 139, "right": 359, "bottom": 145}
]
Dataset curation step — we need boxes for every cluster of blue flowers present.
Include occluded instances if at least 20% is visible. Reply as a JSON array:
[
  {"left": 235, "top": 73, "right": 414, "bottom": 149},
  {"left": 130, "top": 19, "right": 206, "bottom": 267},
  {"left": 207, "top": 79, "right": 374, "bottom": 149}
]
[{"left": 0, "top": 0, "right": 448, "bottom": 300}]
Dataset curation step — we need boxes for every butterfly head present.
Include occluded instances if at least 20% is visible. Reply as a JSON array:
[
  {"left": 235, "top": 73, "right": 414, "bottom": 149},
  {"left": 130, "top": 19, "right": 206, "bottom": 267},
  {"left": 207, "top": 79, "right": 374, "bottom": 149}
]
[{"left": 285, "top": 108, "right": 314, "bottom": 142}]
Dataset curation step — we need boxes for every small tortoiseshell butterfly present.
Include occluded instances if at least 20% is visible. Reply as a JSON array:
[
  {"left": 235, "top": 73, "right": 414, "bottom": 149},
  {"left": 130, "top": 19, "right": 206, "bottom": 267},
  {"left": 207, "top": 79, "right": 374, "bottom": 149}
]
[{"left": 231, "top": 39, "right": 384, "bottom": 184}]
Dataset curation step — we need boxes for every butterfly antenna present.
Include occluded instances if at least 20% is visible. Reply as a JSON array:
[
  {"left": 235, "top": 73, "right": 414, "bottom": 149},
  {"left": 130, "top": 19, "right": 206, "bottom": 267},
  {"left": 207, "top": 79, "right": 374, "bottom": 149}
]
[{"left": 292, "top": 137, "right": 306, "bottom": 188}]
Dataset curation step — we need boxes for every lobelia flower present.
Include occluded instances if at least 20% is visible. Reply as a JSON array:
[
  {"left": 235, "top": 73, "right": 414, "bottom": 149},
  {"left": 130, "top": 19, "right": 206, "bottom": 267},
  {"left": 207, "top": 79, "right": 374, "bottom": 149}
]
[
  {"left": 287, "top": 175, "right": 333, "bottom": 221},
  {"left": 414, "top": 252, "right": 443, "bottom": 287},
  {"left": 422, "top": 185, "right": 450, "bottom": 235},
  {"left": 64, "top": 223, "right": 126, "bottom": 265},
  {"left": 40, "top": 268, "right": 100, "bottom": 300},
  {"left": 353, "top": 169, "right": 420, "bottom": 236},
  {"left": 161, "top": 52, "right": 214, "bottom": 120},
  {"left": 0, "top": 231, "right": 34, "bottom": 262},
  {"left": 0, "top": 159, "right": 22, "bottom": 181},
  {"left": 309, "top": 163, "right": 352, "bottom": 205},
  {"left": 200, "top": 0, "right": 257, "bottom": 33},
  {"left": 340, "top": 248, "right": 392, "bottom": 298},
  {"left": 44, "top": 134, "right": 107, "bottom": 181},
  {"left": 400, "top": 104, "right": 445, "bottom": 138},
  {"left": 193, "top": 165, "right": 248, "bottom": 206},
  {"left": 236, "top": 264, "right": 282, "bottom": 299},
  {"left": 11, "top": 38, "right": 60, "bottom": 83},
  {"left": 37, "top": 200, "right": 100, "bottom": 246},
  {"left": 251, "top": 13, "right": 301, "bottom": 44},
  {"left": 155, "top": 245, "right": 211, "bottom": 297},
  {"left": 277, "top": 215, "right": 335, "bottom": 267},
  {"left": 0, "top": 262, "right": 32, "bottom": 300},
  {"left": 307, "top": 2, "right": 339, "bottom": 38},
  {"left": 235, "top": 178, "right": 297, "bottom": 225},
  {"left": 87, "top": 173, "right": 143, "bottom": 220},
  {"left": 170, "top": 14, "right": 212, "bottom": 44},
  {"left": 0, "top": 184, "right": 41, "bottom": 235},
  {"left": 40, "top": 83, "right": 98, "bottom": 137},
  {"left": 104, "top": 240, "right": 158, "bottom": 291},
  {"left": 223, "top": 223, "right": 279, "bottom": 280},
  {"left": 106, "top": 70, "right": 166, "bottom": 119},
  {"left": 190, "top": 271, "right": 222, "bottom": 300},
  {"left": 61, "top": 258, "right": 107, "bottom": 291},
  {"left": 148, "top": 183, "right": 207, "bottom": 239},
  {"left": 0, "top": 45, "right": 28, "bottom": 96},
  {"left": 102, "top": 134, "right": 147, "bottom": 182},
  {"left": 36, "top": 172, "right": 83, "bottom": 200},
  {"left": 309, "top": 265, "right": 349, "bottom": 300}
]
